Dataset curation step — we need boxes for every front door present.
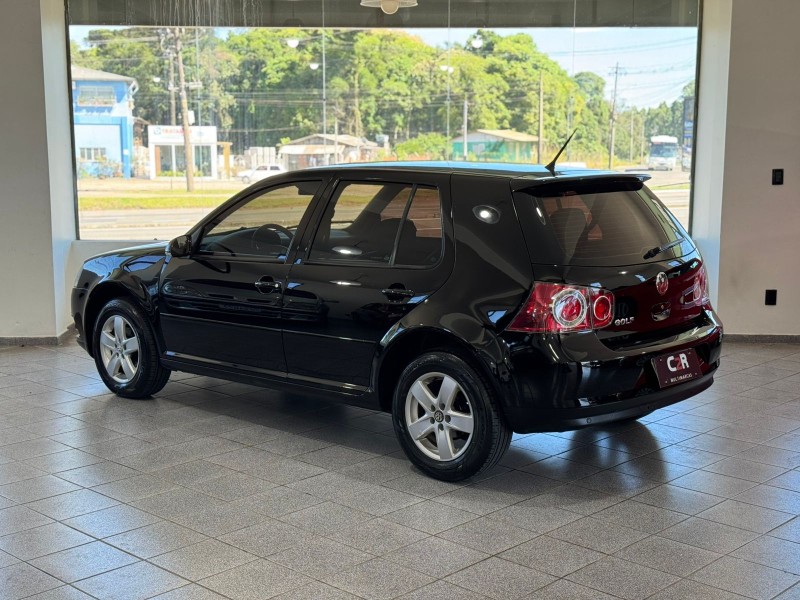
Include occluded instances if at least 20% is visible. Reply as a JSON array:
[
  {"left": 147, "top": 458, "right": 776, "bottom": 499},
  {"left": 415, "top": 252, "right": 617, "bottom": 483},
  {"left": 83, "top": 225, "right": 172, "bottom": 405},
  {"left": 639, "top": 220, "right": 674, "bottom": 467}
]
[
  {"left": 282, "top": 173, "right": 453, "bottom": 390},
  {"left": 159, "top": 179, "right": 325, "bottom": 375}
]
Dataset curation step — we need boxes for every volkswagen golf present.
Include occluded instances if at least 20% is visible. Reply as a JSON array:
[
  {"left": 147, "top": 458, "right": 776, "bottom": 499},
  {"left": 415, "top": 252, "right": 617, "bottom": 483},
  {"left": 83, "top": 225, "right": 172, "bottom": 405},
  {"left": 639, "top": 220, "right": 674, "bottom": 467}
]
[{"left": 72, "top": 162, "right": 722, "bottom": 481}]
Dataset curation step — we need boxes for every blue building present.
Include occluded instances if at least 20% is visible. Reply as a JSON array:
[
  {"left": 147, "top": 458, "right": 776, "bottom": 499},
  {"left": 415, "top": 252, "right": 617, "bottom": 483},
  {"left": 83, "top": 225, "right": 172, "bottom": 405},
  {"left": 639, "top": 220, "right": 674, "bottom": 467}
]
[{"left": 71, "top": 65, "right": 138, "bottom": 178}]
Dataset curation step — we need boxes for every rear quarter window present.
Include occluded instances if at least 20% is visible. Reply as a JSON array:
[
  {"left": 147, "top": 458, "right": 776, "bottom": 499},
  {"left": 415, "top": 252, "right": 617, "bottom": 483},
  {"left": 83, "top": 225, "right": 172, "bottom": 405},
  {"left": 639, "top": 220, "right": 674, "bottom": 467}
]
[{"left": 514, "top": 179, "right": 692, "bottom": 267}]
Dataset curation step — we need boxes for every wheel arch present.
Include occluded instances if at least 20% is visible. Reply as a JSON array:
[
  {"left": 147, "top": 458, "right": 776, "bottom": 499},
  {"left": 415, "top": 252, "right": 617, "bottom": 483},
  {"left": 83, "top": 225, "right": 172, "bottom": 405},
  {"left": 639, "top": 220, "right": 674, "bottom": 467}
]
[
  {"left": 374, "top": 326, "right": 510, "bottom": 416},
  {"left": 83, "top": 280, "right": 152, "bottom": 357}
]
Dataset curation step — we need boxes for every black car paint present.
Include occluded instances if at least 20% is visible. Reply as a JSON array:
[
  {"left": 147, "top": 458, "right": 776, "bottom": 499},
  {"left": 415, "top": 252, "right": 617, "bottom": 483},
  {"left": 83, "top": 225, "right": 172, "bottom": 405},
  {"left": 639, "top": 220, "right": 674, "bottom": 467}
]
[{"left": 72, "top": 163, "right": 722, "bottom": 432}]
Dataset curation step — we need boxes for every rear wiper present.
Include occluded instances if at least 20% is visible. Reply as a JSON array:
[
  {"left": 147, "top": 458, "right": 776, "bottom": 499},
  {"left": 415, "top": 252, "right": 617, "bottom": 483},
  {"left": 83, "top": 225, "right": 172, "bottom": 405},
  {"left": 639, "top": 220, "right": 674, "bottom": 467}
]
[{"left": 643, "top": 238, "right": 683, "bottom": 260}]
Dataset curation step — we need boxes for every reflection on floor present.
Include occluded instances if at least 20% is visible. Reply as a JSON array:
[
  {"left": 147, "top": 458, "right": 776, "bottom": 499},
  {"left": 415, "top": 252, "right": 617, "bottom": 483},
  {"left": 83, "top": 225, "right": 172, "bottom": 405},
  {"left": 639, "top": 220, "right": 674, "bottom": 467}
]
[{"left": 0, "top": 336, "right": 798, "bottom": 599}]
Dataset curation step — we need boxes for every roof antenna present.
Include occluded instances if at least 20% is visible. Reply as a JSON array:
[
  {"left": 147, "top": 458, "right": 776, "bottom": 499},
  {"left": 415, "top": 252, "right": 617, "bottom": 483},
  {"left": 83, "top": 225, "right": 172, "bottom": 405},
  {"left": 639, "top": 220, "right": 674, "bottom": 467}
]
[{"left": 545, "top": 129, "right": 577, "bottom": 176}]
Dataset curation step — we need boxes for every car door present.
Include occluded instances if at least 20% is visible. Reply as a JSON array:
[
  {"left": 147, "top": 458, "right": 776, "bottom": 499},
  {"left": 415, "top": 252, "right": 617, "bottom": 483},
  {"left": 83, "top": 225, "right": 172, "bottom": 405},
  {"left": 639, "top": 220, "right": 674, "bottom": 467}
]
[
  {"left": 158, "top": 178, "right": 326, "bottom": 375},
  {"left": 282, "top": 171, "right": 454, "bottom": 391}
]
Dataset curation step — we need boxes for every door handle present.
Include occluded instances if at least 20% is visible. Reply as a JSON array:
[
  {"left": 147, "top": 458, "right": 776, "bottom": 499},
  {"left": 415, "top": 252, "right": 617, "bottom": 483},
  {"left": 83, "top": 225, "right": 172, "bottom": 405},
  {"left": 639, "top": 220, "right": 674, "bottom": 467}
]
[
  {"left": 382, "top": 288, "right": 415, "bottom": 299},
  {"left": 254, "top": 279, "right": 282, "bottom": 293}
]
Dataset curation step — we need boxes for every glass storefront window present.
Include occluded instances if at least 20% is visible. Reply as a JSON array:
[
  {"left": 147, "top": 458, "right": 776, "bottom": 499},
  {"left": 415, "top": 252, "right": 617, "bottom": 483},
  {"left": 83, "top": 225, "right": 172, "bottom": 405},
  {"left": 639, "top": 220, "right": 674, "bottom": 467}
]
[{"left": 68, "top": 0, "right": 699, "bottom": 240}]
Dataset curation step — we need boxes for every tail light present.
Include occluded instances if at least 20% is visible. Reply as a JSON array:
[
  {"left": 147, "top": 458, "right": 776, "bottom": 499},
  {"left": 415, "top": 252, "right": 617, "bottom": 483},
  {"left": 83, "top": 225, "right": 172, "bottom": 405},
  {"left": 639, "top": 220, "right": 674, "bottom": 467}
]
[
  {"left": 684, "top": 264, "right": 711, "bottom": 308},
  {"left": 507, "top": 282, "right": 615, "bottom": 333}
]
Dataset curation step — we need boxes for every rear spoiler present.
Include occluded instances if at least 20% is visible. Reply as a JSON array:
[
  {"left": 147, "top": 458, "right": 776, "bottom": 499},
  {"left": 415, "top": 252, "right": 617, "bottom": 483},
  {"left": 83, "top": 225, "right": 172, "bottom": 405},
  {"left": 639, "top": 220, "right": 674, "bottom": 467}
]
[{"left": 510, "top": 173, "right": 651, "bottom": 193}]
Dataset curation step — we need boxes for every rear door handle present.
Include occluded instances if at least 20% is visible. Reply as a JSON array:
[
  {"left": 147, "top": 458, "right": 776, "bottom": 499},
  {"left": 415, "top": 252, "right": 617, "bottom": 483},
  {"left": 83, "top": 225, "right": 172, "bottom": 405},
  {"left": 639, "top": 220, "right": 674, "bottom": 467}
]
[
  {"left": 255, "top": 279, "right": 282, "bottom": 293},
  {"left": 382, "top": 288, "right": 415, "bottom": 299}
]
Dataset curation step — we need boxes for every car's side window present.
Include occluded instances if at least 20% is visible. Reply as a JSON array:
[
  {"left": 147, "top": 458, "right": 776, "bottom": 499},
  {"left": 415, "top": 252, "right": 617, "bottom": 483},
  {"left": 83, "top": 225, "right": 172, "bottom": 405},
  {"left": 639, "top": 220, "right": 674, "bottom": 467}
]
[
  {"left": 196, "top": 181, "right": 321, "bottom": 260},
  {"left": 307, "top": 181, "right": 443, "bottom": 267},
  {"left": 395, "top": 186, "right": 443, "bottom": 267}
]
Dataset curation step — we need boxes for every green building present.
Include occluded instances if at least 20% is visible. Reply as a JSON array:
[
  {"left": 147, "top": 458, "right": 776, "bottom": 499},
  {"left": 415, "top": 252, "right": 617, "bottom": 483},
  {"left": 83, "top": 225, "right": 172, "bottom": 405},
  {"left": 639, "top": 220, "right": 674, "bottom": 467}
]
[{"left": 452, "top": 129, "right": 539, "bottom": 162}]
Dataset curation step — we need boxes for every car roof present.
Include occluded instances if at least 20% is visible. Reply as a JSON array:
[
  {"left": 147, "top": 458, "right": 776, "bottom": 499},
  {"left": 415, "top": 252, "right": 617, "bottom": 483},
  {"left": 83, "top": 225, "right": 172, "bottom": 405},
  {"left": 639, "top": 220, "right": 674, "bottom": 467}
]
[{"left": 303, "top": 161, "right": 650, "bottom": 186}]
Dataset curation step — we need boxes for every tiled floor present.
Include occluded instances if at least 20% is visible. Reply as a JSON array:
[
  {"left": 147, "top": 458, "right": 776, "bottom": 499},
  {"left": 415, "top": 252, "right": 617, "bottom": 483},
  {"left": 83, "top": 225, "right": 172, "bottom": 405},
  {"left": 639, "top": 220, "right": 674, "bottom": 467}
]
[{"left": 0, "top": 337, "right": 799, "bottom": 600}]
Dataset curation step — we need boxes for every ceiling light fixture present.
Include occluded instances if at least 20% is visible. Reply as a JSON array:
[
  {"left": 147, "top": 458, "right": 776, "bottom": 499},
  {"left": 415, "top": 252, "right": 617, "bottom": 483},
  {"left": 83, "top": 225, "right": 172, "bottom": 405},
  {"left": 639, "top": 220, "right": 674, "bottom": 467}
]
[
  {"left": 286, "top": 38, "right": 300, "bottom": 48},
  {"left": 360, "top": 0, "right": 418, "bottom": 16}
]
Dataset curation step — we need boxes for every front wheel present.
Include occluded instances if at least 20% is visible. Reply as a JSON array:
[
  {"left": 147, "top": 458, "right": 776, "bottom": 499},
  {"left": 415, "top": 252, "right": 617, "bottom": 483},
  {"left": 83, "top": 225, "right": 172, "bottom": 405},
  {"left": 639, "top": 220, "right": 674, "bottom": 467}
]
[
  {"left": 392, "top": 351, "right": 511, "bottom": 482},
  {"left": 93, "top": 299, "right": 170, "bottom": 399}
]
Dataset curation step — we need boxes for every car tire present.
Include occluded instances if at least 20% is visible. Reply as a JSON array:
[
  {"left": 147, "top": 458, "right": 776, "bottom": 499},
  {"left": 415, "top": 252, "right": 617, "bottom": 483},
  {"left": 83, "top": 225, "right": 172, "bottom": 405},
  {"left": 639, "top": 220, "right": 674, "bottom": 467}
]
[
  {"left": 92, "top": 298, "right": 170, "bottom": 399},
  {"left": 242, "top": 176, "right": 251, "bottom": 184},
  {"left": 392, "top": 351, "right": 512, "bottom": 482}
]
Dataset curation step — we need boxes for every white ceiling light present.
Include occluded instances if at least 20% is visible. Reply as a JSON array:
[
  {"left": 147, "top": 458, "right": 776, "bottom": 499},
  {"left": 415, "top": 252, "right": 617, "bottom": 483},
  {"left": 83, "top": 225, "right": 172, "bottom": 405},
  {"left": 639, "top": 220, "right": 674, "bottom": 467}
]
[
  {"left": 286, "top": 38, "right": 300, "bottom": 49},
  {"left": 471, "top": 36, "right": 483, "bottom": 49},
  {"left": 360, "top": 0, "right": 418, "bottom": 15}
]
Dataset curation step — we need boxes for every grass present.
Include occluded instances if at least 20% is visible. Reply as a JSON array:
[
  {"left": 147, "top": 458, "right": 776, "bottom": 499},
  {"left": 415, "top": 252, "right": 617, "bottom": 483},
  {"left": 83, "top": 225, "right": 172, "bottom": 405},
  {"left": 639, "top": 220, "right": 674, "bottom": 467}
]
[{"left": 78, "top": 192, "right": 238, "bottom": 211}]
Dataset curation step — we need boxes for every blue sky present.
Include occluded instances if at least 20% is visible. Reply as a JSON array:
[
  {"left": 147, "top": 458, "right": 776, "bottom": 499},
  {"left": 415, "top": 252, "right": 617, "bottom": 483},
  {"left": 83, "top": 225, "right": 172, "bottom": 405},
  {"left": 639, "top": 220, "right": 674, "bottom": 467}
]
[
  {"left": 71, "top": 25, "right": 697, "bottom": 109},
  {"left": 411, "top": 27, "right": 698, "bottom": 108}
]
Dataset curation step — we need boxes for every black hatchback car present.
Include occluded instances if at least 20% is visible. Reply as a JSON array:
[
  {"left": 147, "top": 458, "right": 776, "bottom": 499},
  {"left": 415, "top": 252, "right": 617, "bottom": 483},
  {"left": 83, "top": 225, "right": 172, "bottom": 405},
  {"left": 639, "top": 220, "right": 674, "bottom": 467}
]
[{"left": 72, "top": 162, "right": 722, "bottom": 481}]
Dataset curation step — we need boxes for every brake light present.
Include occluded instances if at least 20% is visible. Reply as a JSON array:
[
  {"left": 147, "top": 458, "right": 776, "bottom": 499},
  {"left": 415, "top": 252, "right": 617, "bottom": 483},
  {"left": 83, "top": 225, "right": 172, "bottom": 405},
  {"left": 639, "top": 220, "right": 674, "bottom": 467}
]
[
  {"left": 684, "top": 264, "right": 710, "bottom": 307},
  {"left": 507, "top": 282, "right": 615, "bottom": 333}
]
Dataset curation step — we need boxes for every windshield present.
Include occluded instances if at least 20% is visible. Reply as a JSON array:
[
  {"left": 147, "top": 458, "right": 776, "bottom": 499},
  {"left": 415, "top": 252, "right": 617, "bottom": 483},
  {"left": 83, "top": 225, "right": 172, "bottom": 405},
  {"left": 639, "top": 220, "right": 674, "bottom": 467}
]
[
  {"left": 651, "top": 145, "right": 679, "bottom": 158},
  {"left": 514, "top": 179, "right": 691, "bottom": 267}
]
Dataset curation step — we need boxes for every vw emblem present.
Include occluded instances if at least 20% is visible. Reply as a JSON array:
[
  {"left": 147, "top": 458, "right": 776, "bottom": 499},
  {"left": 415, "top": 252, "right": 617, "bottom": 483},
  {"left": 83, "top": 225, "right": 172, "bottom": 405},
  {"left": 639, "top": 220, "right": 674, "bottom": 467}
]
[{"left": 655, "top": 272, "right": 669, "bottom": 296}]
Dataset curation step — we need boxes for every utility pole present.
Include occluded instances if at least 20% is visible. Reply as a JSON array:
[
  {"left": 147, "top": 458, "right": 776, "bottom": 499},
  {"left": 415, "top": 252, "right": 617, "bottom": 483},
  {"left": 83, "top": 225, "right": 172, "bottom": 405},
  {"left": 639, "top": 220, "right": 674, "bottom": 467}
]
[
  {"left": 537, "top": 71, "right": 544, "bottom": 163},
  {"left": 608, "top": 62, "right": 621, "bottom": 170},
  {"left": 629, "top": 114, "right": 635, "bottom": 163},
  {"left": 168, "top": 56, "right": 177, "bottom": 126},
  {"left": 174, "top": 28, "right": 195, "bottom": 192},
  {"left": 462, "top": 97, "right": 468, "bottom": 160}
]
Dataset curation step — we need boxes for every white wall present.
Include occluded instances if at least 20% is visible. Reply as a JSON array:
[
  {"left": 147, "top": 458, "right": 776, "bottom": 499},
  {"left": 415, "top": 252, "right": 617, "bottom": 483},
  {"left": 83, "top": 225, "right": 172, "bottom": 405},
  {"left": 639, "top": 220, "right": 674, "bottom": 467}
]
[
  {"left": 0, "top": 0, "right": 69, "bottom": 340},
  {"left": 695, "top": 0, "right": 800, "bottom": 336}
]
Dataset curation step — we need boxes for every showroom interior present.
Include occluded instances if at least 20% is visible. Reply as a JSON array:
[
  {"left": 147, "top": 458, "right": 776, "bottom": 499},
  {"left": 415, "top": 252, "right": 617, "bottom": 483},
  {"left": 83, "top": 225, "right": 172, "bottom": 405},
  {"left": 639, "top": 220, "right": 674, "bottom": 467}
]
[{"left": 1, "top": 0, "right": 799, "bottom": 599}]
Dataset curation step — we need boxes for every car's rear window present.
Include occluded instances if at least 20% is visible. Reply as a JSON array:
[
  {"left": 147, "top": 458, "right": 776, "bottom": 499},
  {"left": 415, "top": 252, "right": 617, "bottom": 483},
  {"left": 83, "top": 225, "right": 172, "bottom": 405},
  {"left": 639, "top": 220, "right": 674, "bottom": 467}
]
[{"left": 514, "top": 179, "right": 691, "bottom": 267}]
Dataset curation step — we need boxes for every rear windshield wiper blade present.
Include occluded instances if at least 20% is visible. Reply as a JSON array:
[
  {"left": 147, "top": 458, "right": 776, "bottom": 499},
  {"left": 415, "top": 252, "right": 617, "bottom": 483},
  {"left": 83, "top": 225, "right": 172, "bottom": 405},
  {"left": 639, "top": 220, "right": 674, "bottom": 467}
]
[{"left": 643, "top": 238, "right": 683, "bottom": 260}]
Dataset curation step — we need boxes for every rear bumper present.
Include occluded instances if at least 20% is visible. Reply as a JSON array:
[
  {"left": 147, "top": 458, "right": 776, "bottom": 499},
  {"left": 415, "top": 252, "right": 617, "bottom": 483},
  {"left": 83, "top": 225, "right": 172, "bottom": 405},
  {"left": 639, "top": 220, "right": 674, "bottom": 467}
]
[
  {"left": 500, "top": 309, "right": 722, "bottom": 433},
  {"left": 510, "top": 370, "right": 714, "bottom": 433}
]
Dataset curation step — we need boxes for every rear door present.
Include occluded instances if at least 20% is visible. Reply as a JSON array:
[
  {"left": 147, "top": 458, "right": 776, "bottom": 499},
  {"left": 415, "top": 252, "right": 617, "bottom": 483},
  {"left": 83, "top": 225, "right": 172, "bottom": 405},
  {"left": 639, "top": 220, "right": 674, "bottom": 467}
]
[{"left": 282, "top": 171, "right": 453, "bottom": 391}]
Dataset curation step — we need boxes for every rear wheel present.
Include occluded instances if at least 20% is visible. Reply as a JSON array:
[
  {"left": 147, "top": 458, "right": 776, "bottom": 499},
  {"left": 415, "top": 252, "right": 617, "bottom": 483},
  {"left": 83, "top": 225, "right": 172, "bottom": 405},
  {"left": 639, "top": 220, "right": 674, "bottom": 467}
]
[
  {"left": 392, "top": 351, "right": 511, "bottom": 481},
  {"left": 93, "top": 299, "right": 170, "bottom": 399}
]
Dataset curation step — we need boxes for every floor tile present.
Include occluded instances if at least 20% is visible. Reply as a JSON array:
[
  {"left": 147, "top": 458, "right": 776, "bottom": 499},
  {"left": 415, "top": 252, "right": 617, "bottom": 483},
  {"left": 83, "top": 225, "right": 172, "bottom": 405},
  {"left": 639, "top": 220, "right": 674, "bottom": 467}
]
[
  {"left": 500, "top": 534, "right": 603, "bottom": 577},
  {"left": 614, "top": 535, "right": 721, "bottom": 577},
  {"left": 73, "top": 561, "right": 188, "bottom": 600},
  {"left": 104, "top": 521, "right": 208, "bottom": 559},
  {"left": 659, "top": 516, "right": 760, "bottom": 553},
  {"left": 697, "top": 498, "right": 795, "bottom": 533},
  {"left": 549, "top": 516, "right": 648, "bottom": 553},
  {"left": 384, "top": 536, "right": 487, "bottom": 578},
  {"left": 384, "top": 499, "right": 480, "bottom": 534},
  {"left": 437, "top": 516, "right": 536, "bottom": 554},
  {"left": 280, "top": 501, "right": 374, "bottom": 535},
  {"left": 63, "top": 504, "right": 160, "bottom": 538},
  {"left": 199, "top": 559, "right": 312, "bottom": 600},
  {"left": 691, "top": 556, "right": 800, "bottom": 600},
  {"left": 29, "top": 540, "right": 137, "bottom": 582},
  {"left": 269, "top": 537, "right": 372, "bottom": 579},
  {"left": 731, "top": 535, "right": 800, "bottom": 575},
  {"left": 0, "top": 562, "right": 62, "bottom": 600},
  {"left": 324, "top": 558, "right": 435, "bottom": 600},
  {"left": 0, "top": 506, "right": 53, "bottom": 537},
  {"left": 149, "top": 538, "right": 256, "bottom": 580},
  {"left": 567, "top": 555, "right": 680, "bottom": 600},
  {"left": 0, "top": 522, "right": 94, "bottom": 560},
  {"left": 327, "top": 518, "right": 428, "bottom": 555},
  {"left": 396, "top": 579, "right": 489, "bottom": 600},
  {"left": 444, "top": 556, "right": 555, "bottom": 599},
  {"left": 24, "top": 489, "right": 118, "bottom": 520},
  {"left": 0, "top": 475, "right": 80, "bottom": 503}
]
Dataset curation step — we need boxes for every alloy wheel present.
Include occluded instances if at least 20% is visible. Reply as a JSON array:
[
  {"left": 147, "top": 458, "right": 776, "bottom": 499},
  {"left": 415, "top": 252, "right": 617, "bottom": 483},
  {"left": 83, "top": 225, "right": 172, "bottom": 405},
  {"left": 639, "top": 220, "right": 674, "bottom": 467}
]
[
  {"left": 404, "top": 372, "right": 474, "bottom": 461},
  {"left": 99, "top": 315, "right": 140, "bottom": 384}
]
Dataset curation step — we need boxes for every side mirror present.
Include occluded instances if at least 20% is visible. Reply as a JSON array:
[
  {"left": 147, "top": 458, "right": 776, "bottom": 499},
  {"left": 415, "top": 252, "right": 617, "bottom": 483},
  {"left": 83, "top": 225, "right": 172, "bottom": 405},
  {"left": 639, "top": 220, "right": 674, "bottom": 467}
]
[{"left": 169, "top": 235, "right": 192, "bottom": 258}]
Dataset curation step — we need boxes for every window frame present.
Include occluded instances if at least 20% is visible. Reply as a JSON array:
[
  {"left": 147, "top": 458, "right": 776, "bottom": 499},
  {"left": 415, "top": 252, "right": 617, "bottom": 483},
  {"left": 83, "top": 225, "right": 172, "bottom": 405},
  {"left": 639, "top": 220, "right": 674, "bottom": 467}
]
[
  {"left": 304, "top": 177, "right": 445, "bottom": 270},
  {"left": 190, "top": 178, "right": 326, "bottom": 264}
]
